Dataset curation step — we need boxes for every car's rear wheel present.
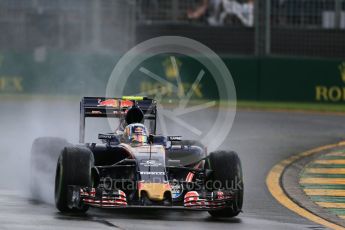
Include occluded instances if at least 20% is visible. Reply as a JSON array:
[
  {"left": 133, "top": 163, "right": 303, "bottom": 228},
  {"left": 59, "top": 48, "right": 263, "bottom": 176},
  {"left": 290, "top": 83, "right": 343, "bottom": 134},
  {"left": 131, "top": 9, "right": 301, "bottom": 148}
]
[
  {"left": 55, "top": 146, "right": 94, "bottom": 213},
  {"left": 206, "top": 150, "right": 243, "bottom": 218}
]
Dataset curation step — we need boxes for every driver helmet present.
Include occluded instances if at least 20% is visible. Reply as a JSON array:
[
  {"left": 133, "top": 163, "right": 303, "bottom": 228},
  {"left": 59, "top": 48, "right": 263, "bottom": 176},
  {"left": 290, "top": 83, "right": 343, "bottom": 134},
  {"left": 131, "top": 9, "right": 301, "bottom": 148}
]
[{"left": 123, "top": 123, "right": 148, "bottom": 144}]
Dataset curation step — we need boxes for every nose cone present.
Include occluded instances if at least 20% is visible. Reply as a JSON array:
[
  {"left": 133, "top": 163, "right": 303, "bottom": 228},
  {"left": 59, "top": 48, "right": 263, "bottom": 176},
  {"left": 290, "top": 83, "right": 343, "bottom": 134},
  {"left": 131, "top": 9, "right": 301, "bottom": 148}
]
[{"left": 138, "top": 182, "right": 171, "bottom": 201}]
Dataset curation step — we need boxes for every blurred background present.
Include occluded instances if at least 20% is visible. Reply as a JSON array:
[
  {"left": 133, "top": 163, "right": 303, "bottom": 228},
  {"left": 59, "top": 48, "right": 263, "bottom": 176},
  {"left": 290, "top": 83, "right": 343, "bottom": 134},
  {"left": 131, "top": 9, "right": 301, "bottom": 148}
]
[{"left": 0, "top": 0, "right": 344, "bottom": 102}]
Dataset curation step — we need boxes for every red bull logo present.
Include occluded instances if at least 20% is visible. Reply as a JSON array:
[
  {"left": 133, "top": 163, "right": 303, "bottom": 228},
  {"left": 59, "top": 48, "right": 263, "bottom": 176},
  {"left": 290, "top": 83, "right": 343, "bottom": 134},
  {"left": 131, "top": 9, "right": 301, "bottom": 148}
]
[
  {"left": 97, "top": 99, "right": 134, "bottom": 108},
  {"left": 120, "top": 100, "right": 134, "bottom": 108},
  {"left": 97, "top": 99, "right": 118, "bottom": 107}
]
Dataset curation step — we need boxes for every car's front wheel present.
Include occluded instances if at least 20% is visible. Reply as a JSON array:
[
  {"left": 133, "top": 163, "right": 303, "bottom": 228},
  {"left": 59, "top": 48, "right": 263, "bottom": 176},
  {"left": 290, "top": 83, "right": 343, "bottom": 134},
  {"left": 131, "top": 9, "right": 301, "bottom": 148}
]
[
  {"left": 55, "top": 146, "right": 94, "bottom": 213},
  {"left": 206, "top": 150, "right": 243, "bottom": 218}
]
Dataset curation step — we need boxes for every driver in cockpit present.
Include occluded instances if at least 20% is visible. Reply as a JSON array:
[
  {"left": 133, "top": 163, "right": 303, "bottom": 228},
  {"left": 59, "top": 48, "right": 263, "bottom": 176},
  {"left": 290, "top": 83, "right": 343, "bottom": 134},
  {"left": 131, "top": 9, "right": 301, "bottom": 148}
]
[
  {"left": 123, "top": 123, "right": 148, "bottom": 145},
  {"left": 115, "top": 105, "right": 148, "bottom": 145}
]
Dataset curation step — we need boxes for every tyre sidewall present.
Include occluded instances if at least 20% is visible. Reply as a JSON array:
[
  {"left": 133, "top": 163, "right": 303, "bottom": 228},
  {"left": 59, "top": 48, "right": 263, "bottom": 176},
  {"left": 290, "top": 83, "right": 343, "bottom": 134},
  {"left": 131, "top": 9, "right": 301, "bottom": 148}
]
[{"left": 206, "top": 151, "right": 243, "bottom": 217}]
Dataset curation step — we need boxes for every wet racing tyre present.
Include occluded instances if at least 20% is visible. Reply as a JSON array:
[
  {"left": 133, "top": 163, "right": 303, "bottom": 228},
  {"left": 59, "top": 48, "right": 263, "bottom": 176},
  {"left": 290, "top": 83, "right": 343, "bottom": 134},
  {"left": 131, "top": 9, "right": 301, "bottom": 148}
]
[
  {"left": 55, "top": 146, "right": 94, "bottom": 213},
  {"left": 206, "top": 150, "right": 243, "bottom": 218}
]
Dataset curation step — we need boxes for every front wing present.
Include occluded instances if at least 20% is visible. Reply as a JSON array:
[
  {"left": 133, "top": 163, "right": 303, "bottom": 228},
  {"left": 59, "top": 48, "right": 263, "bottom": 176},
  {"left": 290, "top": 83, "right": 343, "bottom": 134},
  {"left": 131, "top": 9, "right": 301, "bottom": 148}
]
[{"left": 68, "top": 186, "right": 236, "bottom": 211}]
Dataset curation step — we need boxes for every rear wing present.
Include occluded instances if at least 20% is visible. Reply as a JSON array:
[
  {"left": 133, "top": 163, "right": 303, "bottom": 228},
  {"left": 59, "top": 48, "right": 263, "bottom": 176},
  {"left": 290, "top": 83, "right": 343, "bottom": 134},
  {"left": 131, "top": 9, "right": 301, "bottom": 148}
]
[{"left": 79, "top": 96, "right": 157, "bottom": 143}]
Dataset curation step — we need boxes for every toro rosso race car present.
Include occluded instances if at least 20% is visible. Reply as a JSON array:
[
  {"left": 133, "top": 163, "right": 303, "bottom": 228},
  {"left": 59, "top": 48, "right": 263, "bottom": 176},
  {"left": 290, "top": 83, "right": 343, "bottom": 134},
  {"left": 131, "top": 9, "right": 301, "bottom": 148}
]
[{"left": 32, "top": 97, "right": 243, "bottom": 218}]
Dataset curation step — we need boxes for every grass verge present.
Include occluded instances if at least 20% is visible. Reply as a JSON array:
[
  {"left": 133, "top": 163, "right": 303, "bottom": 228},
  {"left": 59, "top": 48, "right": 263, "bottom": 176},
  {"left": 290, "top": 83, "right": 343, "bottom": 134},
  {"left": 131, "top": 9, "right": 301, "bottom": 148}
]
[{"left": 237, "top": 101, "right": 345, "bottom": 114}]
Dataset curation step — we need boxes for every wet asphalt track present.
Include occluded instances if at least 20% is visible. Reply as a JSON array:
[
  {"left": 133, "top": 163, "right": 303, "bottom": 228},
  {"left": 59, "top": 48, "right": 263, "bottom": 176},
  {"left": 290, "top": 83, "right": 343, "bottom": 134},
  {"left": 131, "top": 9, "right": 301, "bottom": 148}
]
[{"left": 1, "top": 98, "right": 345, "bottom": 229}]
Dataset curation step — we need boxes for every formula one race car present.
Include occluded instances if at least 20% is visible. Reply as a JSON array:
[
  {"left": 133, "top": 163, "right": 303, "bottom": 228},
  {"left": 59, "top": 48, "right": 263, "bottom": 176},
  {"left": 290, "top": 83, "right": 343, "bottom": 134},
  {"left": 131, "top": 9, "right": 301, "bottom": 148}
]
[{"left": 31, "top": 96, "right": 243, "bottom": 218}]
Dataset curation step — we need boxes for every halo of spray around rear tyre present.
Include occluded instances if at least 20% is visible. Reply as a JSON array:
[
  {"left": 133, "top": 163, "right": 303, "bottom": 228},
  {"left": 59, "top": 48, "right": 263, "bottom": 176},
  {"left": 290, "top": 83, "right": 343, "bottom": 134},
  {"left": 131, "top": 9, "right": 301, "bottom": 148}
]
[{"left": 30, "top": 137, "right": 70, "bottom": 202}]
